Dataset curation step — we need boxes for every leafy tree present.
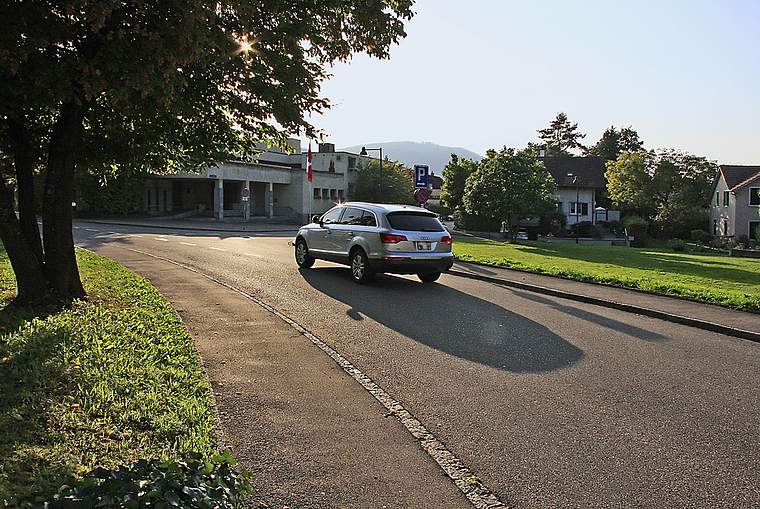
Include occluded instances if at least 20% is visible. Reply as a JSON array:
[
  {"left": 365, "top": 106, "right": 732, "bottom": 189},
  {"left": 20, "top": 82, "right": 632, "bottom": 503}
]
[
  {"left": 0, "top": 0, "right": 414, "bottom": 303},
  {"left": 353, "top": 158, "right": 415, "bottom": 205},
  {"left": 537, "top": 112, "right": 586, "bottom": 156},
  {"left": 605, "top": 152, "right": 656, "bottom": 217},
  {"left": 440, "top": 154, "right": 478, "bottom": 210},
  {"left": 586, "top": 126, "right": 644, "bottom": 161},
  {"left": 606, "top": 149, "right": 716, "bottom": 238},
  {"left": 650, "top": 149, "right": 715, "bottom": 238},
  {"left": 463, "top": 148, "right": 557, "bottom": 241}
]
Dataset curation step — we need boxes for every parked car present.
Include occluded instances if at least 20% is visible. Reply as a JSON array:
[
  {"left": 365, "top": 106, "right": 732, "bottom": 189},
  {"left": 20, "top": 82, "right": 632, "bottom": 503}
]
[
  {"left": 294, "top": 202, "right": 454, "bottom": 283},
  {"left": 516, "top": 227, "right": 528, "bottom": 240}
]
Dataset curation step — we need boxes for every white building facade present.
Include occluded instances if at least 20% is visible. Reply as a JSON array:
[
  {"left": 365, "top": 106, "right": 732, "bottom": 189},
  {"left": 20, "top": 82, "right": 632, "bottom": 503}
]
[{"left": 144, "top": 140, "right": 362, "bottom": 223}]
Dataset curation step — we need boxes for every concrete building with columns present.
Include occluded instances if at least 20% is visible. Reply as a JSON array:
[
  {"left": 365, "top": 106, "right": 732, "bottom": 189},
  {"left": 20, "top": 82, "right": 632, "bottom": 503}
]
[{"left": 143, "top": 139, "right": 361, "bottom": 223}]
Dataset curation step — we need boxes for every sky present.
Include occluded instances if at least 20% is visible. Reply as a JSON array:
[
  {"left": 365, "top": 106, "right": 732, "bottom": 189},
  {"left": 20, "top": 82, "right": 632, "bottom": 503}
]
[{"left": 301, "top": 0, "right": 760, "bottom": 165}]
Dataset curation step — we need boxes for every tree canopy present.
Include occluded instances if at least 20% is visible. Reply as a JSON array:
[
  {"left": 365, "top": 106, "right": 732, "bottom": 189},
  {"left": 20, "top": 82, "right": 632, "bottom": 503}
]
[
  {"left": 353, "top": 158, "right": 415, "bottom": 205},
  {"left": 605, "top": 149, "right": 717, "bottom": 238},
  {"left": 537, "top": 112, "right": 586, "bottom": 156},
  {"left": 463, "top": 148, "right": 557, "bottom": 240},
  {"left": 440, "top": 154, "right": 478, "bottom": 210},
  {"left": 586, "top": 126, "right": 644, "bottom": 161},
  {"left": 0, "top": 0, "right": 414, "bottom": 303}
]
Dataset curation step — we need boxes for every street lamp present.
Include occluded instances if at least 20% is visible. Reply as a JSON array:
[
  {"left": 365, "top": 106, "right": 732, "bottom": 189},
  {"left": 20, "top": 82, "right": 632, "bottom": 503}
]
[
  {"left": 360, "top": 146, "right": 382, "bottom": 202},
  {"left": 567, "top": 173, "right": 579, "bottom": 244}
]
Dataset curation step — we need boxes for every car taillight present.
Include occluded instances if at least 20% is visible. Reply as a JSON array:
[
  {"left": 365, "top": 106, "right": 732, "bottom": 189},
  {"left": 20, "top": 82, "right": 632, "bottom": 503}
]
[
  {"left": 441, "top": 235, "right": 452, "bottom": 245},
  {"left": 380, "top": 233, "right": 407, "bottom": 243}
]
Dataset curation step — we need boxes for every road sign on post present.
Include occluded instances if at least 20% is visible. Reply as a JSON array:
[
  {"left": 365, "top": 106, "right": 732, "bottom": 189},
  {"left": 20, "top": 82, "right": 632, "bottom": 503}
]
[
  {"left": 415, "top": 188, "right": 429, "bottom": 204},
  {"left": 414, "top": 165, "right": 429, "bottom": 189}
]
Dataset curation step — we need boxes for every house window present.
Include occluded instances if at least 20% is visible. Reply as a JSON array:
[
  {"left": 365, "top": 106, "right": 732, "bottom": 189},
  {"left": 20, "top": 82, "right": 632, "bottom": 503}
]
[
  {"left": 322, "top": 188, "right": 330, "bottom": 200},
  {"left": 338, "top": 190, "right": 344, "bottom": 201},
  {"left": 713, "top": 219, "right": 718, "bottom": 235},
  {"left": 723, "top": 191, "right": 730, "bottom": 206},
  {"left": 570, "top": 202, "right": 589, "bottom": 216},
  {"left": 313, "top": 188, "right": 321, "bottom": 199},
  {"left": 716, "top": 192, "right": 720, "bottom": 206},
  {"left": 750, "top": 221, "right": 760, "bottom": 240},
  {"left": 750, "top": 187, "right": 760, "bottom": 206},
  {"left": 723, "top": 219, "right": 728, "bottom": 236},
  {"left": 348, "top": 157, "right": 356, "bottom": 169},
  {"left": 330, "top": 189, "right": 337, "bottom": 200}
]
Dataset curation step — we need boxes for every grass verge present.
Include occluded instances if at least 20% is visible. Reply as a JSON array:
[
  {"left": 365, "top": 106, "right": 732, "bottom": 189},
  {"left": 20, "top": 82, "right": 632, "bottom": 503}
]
[
  {"left": 453, "top": 237, "right": 760, "bottom": 310},
  {"left": 0, "top": 249, "right": 218, "bottom": 500}
]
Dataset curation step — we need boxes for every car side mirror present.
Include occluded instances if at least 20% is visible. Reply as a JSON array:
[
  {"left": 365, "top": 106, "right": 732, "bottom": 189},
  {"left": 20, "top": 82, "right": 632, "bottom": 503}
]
[{"left": 312, "top": 215, "right": 321, "bottom": 224}]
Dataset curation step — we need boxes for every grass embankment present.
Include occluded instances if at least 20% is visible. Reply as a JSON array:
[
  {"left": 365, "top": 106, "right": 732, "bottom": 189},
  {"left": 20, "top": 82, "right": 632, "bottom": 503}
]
[
  {"left": 0, "top": 250, "right": 218, "bottom": 500},
  {"left": 453, "top": 237, "right": 760, "bottom": 310}
]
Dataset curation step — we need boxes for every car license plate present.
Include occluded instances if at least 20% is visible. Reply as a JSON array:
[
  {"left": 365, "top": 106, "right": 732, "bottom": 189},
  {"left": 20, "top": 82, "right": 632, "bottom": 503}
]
[{"left": 416, "top": 241, "right": 432, "bottom": 250}]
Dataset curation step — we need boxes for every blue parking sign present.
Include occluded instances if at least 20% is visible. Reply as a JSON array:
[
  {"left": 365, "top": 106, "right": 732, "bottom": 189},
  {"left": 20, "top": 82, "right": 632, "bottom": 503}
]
[{"left": 414, "top": 165, "right": 429, "bottom": 189}]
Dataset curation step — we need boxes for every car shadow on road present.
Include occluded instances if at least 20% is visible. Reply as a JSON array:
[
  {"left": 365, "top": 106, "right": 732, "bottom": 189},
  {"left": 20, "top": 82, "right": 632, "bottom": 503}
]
[
  {"left": 300, "top": 267, "right": 585, "bottom": 373},
  {"left": 510, "top": 289, "right": 670, "bottom": 342}
]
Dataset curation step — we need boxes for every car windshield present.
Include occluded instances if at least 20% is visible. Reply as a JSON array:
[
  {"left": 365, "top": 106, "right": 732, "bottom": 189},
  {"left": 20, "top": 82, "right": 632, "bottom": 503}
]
[{"left": 386, "top": 212, "right": 444, "bottom": 232}]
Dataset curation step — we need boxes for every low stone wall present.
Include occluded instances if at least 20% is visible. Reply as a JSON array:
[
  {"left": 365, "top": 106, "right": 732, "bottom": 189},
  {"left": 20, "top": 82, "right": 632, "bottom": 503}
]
[
  {"left": 537, "top": 236, "right": 630, "bottom": 247},
  {"left": 729, "top": 248, "right": 760, "bottom": 259}
]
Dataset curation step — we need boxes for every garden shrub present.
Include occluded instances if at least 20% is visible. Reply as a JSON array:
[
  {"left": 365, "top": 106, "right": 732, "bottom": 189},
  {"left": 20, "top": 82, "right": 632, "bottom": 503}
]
[
  {"left": 691, "top": 229, "right": 711, "bottom": 244},
  {"left": 453, "top": 210, "right": 503, "bottom": 233},
  {"left": 623, "top": 216, "right": 650, "bottom": 247},
  {"left": 5, "top": 452, "right": 251, "bottom": 509},
  {"left": 569, "top": 221, "right": 602, "bottom": 239},
  {"left": 608, "top": 220, "right": 625, "bottom": 237},
  {"left": 538, "top": 209, "right": 567, "bottom": 236},
  {"left": 667, "top": 238, "right": 688, "bottom": 252}
]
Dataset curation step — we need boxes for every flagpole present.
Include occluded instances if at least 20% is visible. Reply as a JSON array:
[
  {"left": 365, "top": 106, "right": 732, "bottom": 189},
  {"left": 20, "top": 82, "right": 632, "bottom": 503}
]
[{"left": 307, "top": 142, "right": 313, "bottom": 221}]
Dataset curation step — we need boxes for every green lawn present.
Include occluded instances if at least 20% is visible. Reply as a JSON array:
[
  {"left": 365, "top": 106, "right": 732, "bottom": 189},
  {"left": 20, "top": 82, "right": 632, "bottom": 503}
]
[
  {"left": 0, "top": 250, "right": 218, "bottom": 500},
  {"left": 453, "top": 237, "right": 760, "bottom": 310}
]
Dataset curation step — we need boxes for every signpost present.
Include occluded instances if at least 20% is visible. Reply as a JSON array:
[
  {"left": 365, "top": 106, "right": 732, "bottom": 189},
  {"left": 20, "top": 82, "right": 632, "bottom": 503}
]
[
  {"left": 414, "top": 165, "right": 429, "bottom": 189},
  {"left": 415, "top": 188, "right": 429, "bottom": 204},
  {"left": 242, "top": 188, "right": 250, "bottom": 221}
]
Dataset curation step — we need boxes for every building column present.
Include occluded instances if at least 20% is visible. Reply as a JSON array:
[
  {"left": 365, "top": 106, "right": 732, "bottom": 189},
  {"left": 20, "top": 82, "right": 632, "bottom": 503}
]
[
  {"left": 244, "top": 180, "right": 251, "bottom": 220},
  {"left": 215, "top": 178, "right": 224, "bottom": 220},
  {"left": 267, "top": 182, "right": 274, "bottom": 218}
]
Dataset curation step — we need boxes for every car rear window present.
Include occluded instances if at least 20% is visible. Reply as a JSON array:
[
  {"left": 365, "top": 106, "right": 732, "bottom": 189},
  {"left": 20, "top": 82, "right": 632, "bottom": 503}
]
[{"left": 386, "top": 212, "right": 444, "bottom": 232}]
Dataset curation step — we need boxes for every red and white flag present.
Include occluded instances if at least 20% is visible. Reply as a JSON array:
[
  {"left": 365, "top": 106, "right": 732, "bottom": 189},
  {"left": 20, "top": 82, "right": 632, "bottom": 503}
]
[{"left": 307, "top": 142, "right": 313, "bottom": 183}]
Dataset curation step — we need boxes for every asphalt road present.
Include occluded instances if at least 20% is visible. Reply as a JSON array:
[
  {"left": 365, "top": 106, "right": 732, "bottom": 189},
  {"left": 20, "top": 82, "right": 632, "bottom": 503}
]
[{"left": 74, "top": 221, "right": 760, "bottom": 509}]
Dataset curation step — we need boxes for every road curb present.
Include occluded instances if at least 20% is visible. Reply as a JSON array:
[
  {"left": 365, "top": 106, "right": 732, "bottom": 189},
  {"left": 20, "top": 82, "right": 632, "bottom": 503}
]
[{"left": 447, "top": 268, "right": 760, "bottom": 343}]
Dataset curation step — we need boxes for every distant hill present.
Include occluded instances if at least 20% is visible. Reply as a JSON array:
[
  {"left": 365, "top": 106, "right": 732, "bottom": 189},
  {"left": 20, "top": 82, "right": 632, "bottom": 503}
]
[{"left": 340, "top": 141, "right": 483, "bottom": 177}]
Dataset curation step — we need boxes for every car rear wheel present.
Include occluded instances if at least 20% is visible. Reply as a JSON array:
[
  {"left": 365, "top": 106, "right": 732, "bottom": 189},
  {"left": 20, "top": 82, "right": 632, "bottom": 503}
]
[
  {"left": 350, "top": 248, "right": 374, "bottom": 284},
  {"left": 295, "top": 238, "right": 314, "bottom": 268},
  {"left": 418, "top": 271, "right": 441, "bottom": 283}
]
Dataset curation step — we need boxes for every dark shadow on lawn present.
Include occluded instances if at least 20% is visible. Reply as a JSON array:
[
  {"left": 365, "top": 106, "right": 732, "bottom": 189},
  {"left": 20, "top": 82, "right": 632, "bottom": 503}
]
[{"left": 0, "top": 305, "right": 75, "bottom": 490}]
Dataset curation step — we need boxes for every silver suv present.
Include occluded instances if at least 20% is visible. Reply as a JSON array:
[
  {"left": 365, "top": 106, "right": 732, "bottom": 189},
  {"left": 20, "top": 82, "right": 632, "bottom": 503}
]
[{"left": 294, "top": 202, "right": 454, "bottom": 283}]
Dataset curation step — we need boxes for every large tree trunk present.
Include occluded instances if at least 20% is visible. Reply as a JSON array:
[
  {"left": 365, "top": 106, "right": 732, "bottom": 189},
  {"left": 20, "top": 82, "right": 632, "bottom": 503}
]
[
  {"left": 0, "top": 158, "right": 48, "bottom": 303},
  {"left": 7, "top": 115, "right": 44, "bottom": 264},
  {"left": 42, "top": 101, "right": 86, "bottom": 299}
]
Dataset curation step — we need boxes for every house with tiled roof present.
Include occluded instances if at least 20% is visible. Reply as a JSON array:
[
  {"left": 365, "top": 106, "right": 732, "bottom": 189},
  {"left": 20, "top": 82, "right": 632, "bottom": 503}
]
[
  {"left": 539, "top": 156, "right": 615, "bottom": 225},
  {"left": 709, "top": 165, "right": 760, "bottom": 245}
]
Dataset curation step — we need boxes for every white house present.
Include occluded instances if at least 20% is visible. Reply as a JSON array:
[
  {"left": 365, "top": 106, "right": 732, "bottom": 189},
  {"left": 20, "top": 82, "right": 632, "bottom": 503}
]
[
  {"left": 538, "top": 156, "right": 617, "bottom": 225},
  {"left": 709, "top": 165, "right": 760, "bottom": 245}
]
